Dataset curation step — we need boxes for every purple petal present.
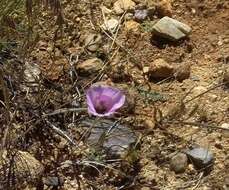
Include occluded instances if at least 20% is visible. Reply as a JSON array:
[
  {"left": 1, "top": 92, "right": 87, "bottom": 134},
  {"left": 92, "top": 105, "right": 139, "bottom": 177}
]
[
  {"left": 108, "top": 92, "right": 125, "bottom": 113},
  {"left": 86, "top": 86, "right": 104, "bottom": 103},
  {"left": 86, "top": 86, "right": 104, "bottom": 112}
]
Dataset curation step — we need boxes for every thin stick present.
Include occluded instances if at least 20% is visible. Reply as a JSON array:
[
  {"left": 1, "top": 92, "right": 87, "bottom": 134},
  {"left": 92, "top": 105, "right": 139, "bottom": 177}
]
[
  {"left": 191, "top": 172, "right": 204, "bottom": 190},
  {"left": 45, "top": 119, "right": 76, "bottom": 146},
  {"left": 42, "top": 108, "right": 87, "bottom": 117},
  {"left": 166, "top": 120, "right": 229, "bottom": 131},
  {"left": 110, "top": 11, "right": 126, "bottom": 51},
  {"left": 184, "top": 82, "right": 226, "bottom": 104},
  {"left": 100, "top": 27, "right": 142, "bottom": 69}
]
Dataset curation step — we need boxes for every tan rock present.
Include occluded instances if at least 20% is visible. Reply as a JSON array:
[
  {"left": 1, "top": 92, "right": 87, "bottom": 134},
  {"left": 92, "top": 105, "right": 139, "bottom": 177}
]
[
  {"left": 173, "top": 63, "right": 191, "bottom": 82},
  {"left": 124, "top": 20, "right": 141, "bottom": 33},
  {"left": 156, "top": 0, "right": 172, "bottom": 17},
  {"left": 144, "top": 119, "right": 155, "bottom": 129},
  {"left": 113, "top": 0, "right": 136, "bottom": 15},
  {"left": 170, "top": 153, "right": 188, "bottom": 173},
  {"left": 76, "top": 58, "right": 103, "bottom": 75},
  {"left": 148, "top": 58, "right": 174, "bottom": 79}
]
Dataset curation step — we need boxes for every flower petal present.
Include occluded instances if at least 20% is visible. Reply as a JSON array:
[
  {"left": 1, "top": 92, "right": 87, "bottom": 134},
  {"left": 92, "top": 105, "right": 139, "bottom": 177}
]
[
  {"left": 86, "top": 86, "right": 102, "bottom": 113},
  {"left": 108, "top": 92, "right": 126, "bottom": 113}
]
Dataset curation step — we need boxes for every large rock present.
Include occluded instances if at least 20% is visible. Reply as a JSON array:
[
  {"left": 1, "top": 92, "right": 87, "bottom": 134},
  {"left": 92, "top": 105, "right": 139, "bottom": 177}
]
[
  {"left": 0, "top": 151, "right": 44, "bottom": 189},
  {"left": 152, "top": 16, "right": 191, "bottom": 41},
  {"left": 148, "top": 58, "right": 174, "bottom": 79},
  {"left": 76, "top": 58, "right": 103, "bottom": 76},
  {"left": 185, "top": 147, "right": 214, "bottom": 169},
  {"left": 113, "top": 0, "right": 136, "bottom": 15},
  {"left": 82, "top": 119, "right": 137, "bottom": 158}
]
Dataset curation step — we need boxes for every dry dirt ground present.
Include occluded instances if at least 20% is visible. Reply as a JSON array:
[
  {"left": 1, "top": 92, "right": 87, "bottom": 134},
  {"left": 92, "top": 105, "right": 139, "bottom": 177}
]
[{"left": 0, "top": 0, "right": 229, "bottom": 189}]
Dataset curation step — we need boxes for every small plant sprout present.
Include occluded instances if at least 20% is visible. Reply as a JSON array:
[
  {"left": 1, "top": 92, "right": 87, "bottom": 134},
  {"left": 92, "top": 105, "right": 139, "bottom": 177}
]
[{"left": 86, "top": 85, "right": 125, "bottom": 117}]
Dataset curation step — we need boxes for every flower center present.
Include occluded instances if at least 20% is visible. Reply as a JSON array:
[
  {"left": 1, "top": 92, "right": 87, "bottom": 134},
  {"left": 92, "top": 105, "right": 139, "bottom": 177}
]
[
  {"left": 95, "top": 102, "right": 108, "bottom": 114},
  {"left": 94, "top": 95, "right": 112, "bottom": 114}
]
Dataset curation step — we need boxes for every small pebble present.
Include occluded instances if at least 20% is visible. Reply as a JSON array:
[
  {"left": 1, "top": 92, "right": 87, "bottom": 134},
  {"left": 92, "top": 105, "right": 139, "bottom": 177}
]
[
  {"left": 84, "top": 33, "right": 102, "bottom": 52},
  {"left": 113, "top": 0, "right": 136, "bottom": 15},
  {"left": 221, "top": 123, "right": 229, "bottom": 138},
  {"left": 173, "top": 63, "right": 191, "bottom": 82},
  {"left": 141, "top": 187, "right": 151, "bottom": 190},
  {"left": 76, "top": 58, "right": 103, "bottom": 76},
  {"left": 170, "top": 153, "right": 188, "bottom": 173},
  {"left": 224, "top": 176, "right": 229, "bottom": 190},
  {"left": 223, "top": 69, "right": 229, "bottom": 87}
]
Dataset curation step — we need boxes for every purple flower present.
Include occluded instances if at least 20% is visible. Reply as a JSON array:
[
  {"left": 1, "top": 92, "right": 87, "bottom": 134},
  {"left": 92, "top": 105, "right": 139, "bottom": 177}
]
[
  {"left": 134, "top": 9, "right": 148, "bottom": 22},
  {"left": 86, "top": 85, "right": 125, "bottom": 117}
]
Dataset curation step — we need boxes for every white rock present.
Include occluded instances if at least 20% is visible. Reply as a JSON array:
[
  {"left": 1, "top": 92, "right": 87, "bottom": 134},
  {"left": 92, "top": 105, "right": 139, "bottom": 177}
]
[
  {"left": 24, "top": 62, "right": 41, "bottom": 84},
  {"left": 221, "top": 123, "right": 229, "bottom": 129},
  {"left": 152, "top": 16, "right": 191, "bottom": 41},
  {"left": 102, "top": 18, "right": 119, "bottom": 33}
]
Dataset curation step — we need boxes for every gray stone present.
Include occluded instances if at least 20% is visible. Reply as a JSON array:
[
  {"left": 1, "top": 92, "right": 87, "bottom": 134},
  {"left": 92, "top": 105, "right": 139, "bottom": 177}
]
[
  {"left": 152, "top": 16, "right": 191, "bottom": 41},
  {"left": 43, "top": 176, "right": 63, "bottom": 187},
  {"left": 185, "top": 147, "right": 214, "bottom": 169},
  {"left": 82, "top": 119, "right": 137, "bottom": 157},
  {"left": 170, "top": 153, "right": 188, "bottom": 173}
]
